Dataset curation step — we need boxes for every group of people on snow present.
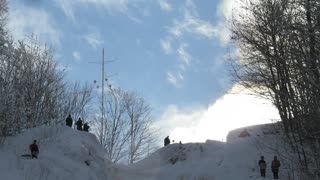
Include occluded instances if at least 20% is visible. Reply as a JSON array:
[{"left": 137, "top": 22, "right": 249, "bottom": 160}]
[
  {"left": 27, "top": 122, "right": 282, "bottom": 180},
  {"left": 28, "top": 114, "right": 91, "bottom": 159},
  {"left": 65, "top": 114, "right": 90, "bottom": 132},
  {"left": 259, "top": 155, "right": 281, "bottom": 179}
]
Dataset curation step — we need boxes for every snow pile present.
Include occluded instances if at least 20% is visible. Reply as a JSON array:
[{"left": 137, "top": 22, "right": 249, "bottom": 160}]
[
  {"left": 0, "top": 124, "right": 288, "bottom": 180},
  {"left": 0, "top": 126, "right": 116, "bottom": 180},
  {"left": 115, "top": 124, "right": 287, "bottom": 180},
  {"left": 226, "top": 123, "right": 279, "bottom": 142}
]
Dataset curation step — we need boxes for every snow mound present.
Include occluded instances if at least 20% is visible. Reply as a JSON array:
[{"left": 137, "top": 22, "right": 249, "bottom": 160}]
[
  {"left": 226, "top": 123, "right": 279, "bottom": 142},
  {"left": 133, "top": 141, "right": 224, "bottom": 168},
  {"left": 114, "top": 123, "right": 288, "bottom": 180},
  {"left": 0, "top": 123, "right": 289, "bottom": 180},
  {"left": 0, "top": 125, "right": 116, "bottom": 180}
]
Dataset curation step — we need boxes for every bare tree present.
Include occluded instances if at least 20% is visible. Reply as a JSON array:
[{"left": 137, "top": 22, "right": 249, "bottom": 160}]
[
  {"left": 123, "top": 91, "right": 156, "bottom": 164},
  {"left": 94, "top": 88, "right": 130, "bottom": 163},
  {"left": 94, "top": 87, "right": 157, "bottom": 164},
  {"left": 231, "top": 0, "right": 320, "bottom": 178},
  {"left": 60, "top": 82, "right": 93, "bottom": 126}
]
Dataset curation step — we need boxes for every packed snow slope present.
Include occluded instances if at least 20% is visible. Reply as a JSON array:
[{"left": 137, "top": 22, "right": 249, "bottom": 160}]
[
  {"left": 115, "top": 123, "right": 287, "bottom": 180},
  {"left": 0, "top": 126, "right": 117, "bottom": 180},
  {"left": 0, "top": 124, "right": 288, "bottom": 180}
]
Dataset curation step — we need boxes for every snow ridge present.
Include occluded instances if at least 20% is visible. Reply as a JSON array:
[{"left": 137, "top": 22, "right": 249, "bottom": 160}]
[{"left": 0, "top": 124, "right": 288, "bottom": 180}]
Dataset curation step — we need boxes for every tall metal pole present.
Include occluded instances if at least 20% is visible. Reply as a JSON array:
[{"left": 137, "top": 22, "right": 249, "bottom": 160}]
[{"left": 101, "top": 48, "right": 105, "bottom": 142}]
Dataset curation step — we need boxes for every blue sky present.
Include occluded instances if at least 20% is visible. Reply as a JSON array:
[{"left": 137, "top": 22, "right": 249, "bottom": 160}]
[{"left": 8, "top": 0, "right": 280, "bottom": 142}]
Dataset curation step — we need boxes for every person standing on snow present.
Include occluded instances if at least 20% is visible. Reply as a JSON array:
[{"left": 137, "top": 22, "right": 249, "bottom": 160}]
[
  {"left": 76, "top": 118, "right": 83, "bottom": 131},
  {"left": 65, "top": 114, "right": 73, "bottom": 127},
  {"left": 258, "top": 156, "right": 267, "bottom": 178},
  {"left": 83, "top": 122, "right": 90, "bottom": 132},
  {"left": 29, "top": 140, "right": 39, "bottom": 159},
  {"left": 164, "top": 136, "right": 170, "bottom": 146},
  {"left": 271, "top": 156, "right": 281, "bottom": 179}
]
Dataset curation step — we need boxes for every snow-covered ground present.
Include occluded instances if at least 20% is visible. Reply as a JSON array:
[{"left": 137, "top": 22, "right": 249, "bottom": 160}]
[{"left": 0, "top": 124, "right": 288, "bottom": 180}]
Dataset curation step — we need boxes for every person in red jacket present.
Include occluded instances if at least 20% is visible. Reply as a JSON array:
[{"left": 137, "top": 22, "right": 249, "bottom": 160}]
[
  {"left": 29, "top": 140, "right": 39, "bottom": 159},
  {"left": 271, "top": 156, "right": 281, "bottom": 179}
]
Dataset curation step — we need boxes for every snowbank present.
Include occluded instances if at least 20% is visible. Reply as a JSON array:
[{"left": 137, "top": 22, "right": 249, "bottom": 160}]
[
  {"left": 0, "top": 126, "right": 116, "bottom": 180},
  {"left": 0, "top": 123, "right": 288, "bottom": 180}
]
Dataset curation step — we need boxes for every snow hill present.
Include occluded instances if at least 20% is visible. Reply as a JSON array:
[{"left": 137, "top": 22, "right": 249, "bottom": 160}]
[{"left": 0, "top": 124, "right": 288, "bottom": 180}]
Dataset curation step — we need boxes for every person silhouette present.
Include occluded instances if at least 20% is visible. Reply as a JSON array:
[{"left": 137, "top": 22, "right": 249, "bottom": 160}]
[
  {"left": 29, "top": 140, "right": 39, "bottom": 159},
  {"left": 76, "top": 118, "right": 83, "bottom": 131},
  {"left": 164, "top": 136, "right": 170, "bottom": 146},
  {"left": 271, "top": 156, "right": 281, "bottom": 179},
  {"left": 258, "top": 156, "right": 267, "bottom": 178},
  {"left": 65, "top": 114, "right": 73, "bottom": 127}
]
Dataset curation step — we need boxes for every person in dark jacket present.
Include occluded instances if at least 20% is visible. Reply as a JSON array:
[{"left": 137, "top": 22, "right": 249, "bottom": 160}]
[
  {"left": 164, "top": 136, "right": 170, "bottom": 146},
  {"left": 29, "top": 140, "right": 39, "bottom": 159},
  {"left": 65, "top": 114, "right": 73, "bottom": 127},
  {"left": 271, "top": 156, "right": 281, "bottom": 179},
  {"left": 258, "top": 156, "right": 267, "bottom": 178},
  {"left": 83, "top": 123, "right": 90, "bottom": 132},
  {"left": 76, "top": 118, "right": 83, "bottom": 131}
]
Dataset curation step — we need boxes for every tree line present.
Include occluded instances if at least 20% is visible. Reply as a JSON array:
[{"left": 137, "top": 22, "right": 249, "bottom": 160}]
[{"left": 231, "top": 0, "right": 320, "bottom": 178}]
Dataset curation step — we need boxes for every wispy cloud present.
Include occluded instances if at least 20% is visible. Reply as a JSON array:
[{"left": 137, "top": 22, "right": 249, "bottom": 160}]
[
  {"left": 177, "top": 43, "right": 191, "bottom": 65},
  {"left": 160, "top": 38, "right": 172, "bottom": 54},
  {"left": 55, "top": 0, "right": 133, "bottom": 22},
  {"left": 161, "top": 0, "right": 236, "bottom": 87},
  {"left": 158, "top": 0, "right": 172, "bottom": 12},
  {"left": 56, "top": 0, "right": 76, "bottom": 23},
  {"left": 167, "top": 71, "right": 184, "bottom": 87},
  {"left": 79, "top": 0, "right": 129, "bottom": 12},
  {"left": 166, "top": 0, "right": 234, "bottom": 45},
  {"left": 73, "top": 51, "right": 81, "bottom": 61},
  {"left": 8, "top": 5, "right": 61, "bottom": 46},
  {"left": 168, "top": 9, "right": 218, "bottom": 39},
  {"left": 165, "top": 42, "right": 191, "bottom": 87},
  {"left": 84, "top": 32, "right": 104, "bottom": 49},
  {"left": 127, "top": 14, "right": 144, "bottom": 24}
]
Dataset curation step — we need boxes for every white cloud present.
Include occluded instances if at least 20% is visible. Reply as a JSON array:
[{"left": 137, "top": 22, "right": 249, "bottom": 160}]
[
  {"left": 165, "top": 0, "right": 239, "bottom": 45},
  {"left": 215, "top": 0, "right": 243, "bottom": 45},
  {"left": 79, "top": 0, "right": 129, "bottom": 12},
  {"left": 56, "top": 0, "right": 76, "bottom": 23},
  {"left": 177, "top": 43, "right": 191, "bottom": 65},
  {"left": 127, "top": 14, "right": 143, "bottom": 24},
  {"left": 167, "top": 71, "right": 184, "bottom": 87},
  {"left": 165, "top": 43, "right": 191, "bottom": 87},
  {"left": 168, "top": 4, "right": 218, "bottom": 39},
  {"left": 84, "top": 32, "right": 104, "bottom": 49},
  {"left": 73, "top": 51, "right": 81, "bottom": 61},
  {"left": 160, "top": 38, "right": 172, "bottom": 54},
  {"left": 156, "top": 84, "right": 280, "bottom": 143},
  {"left": 158, "top": 0, "right": 172, "bottom": 12},
  {"left": 55, "top": 0, "right": 131, "bottom": 22},
  {"left": 8, "top": 6, "right": 61, "bottom": 46},
  {"left": 217, "top": 0, "right": 242, "bottom": 20}
]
